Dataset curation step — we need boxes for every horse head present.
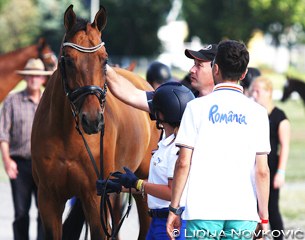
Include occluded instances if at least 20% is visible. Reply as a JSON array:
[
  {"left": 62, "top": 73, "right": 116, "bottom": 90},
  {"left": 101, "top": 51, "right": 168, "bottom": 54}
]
[
  {"left": 60, "top": 5, "right": 108, "bottom": 134},
  {"left": 37, "top": 37, "right": 57, "bottom": 72}
]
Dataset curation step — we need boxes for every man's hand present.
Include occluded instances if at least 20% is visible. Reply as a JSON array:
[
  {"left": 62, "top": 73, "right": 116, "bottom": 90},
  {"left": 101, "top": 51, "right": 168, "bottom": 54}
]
[
  {"left": 4, "top": 158, "right": 18, "bottom": 179},
  {"left": 166, "top": 212, "right": 182, "bottom": 240}
]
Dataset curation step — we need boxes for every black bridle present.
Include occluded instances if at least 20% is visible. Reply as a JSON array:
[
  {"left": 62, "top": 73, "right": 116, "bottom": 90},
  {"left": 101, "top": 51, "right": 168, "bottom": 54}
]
[
  {"left": 60, "top": 40, "right": 131, "bottom": 239},
  {"left": 60, "top": 41, "right": 107, "bottom": 120}
]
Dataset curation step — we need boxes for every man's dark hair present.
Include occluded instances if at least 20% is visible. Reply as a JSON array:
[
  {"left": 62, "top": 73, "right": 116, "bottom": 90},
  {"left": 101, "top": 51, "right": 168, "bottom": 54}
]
[{"left": 215, "top": 40, "right": 249, "bottom": 80}]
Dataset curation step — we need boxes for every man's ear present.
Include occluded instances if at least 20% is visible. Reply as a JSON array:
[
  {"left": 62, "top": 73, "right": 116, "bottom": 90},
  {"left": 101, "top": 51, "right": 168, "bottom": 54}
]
[
  {"left": 240, "top": 69, "right": 248, "bottom": 81},
  {"left": 214, "top": 63, "right": 220, "bottom": 77}
]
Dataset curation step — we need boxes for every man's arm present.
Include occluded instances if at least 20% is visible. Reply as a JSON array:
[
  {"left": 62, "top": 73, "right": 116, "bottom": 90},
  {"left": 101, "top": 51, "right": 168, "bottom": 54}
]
[
  {"left": 170, "top": 147, "right": 192, "bottom": 208},
  {"left": 255, "top": 153, "right": 270, "bottom": 230},
  {"left": 167, "top": 147, "right": 192, "bottom": 239},
  {"left": 106, "top": 65, "right": 150, "bottom": 112}
]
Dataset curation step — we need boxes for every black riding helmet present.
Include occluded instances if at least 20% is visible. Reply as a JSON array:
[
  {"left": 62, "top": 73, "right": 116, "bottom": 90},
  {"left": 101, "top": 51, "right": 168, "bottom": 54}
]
[
  {"left": 146, "top": 61, "right": 172, "bottom": 86},
  {"left": 150, "top": 82, "right": 195, "bottom": 127}
]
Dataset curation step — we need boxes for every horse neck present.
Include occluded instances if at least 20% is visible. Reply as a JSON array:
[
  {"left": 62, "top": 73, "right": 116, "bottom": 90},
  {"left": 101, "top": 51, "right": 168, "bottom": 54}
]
[
  {"left": 0, "top": 45, "right": 39, "bottom": 102},
  {"left": 44, "top": 72, "right": 78, "bottom": 133}
]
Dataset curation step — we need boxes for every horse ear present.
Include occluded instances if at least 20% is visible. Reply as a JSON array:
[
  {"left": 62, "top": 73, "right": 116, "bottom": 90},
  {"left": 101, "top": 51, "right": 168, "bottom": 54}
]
[
  {"left": 64, "top": 5, "right": 76, "bottom": 32},
  {"left": 91, "top": 5, "right": 107, "bottom": 32}
]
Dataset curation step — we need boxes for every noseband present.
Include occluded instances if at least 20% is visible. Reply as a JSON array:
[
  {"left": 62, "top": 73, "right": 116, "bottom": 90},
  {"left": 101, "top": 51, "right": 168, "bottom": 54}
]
[{"left": 60, "top": 41, "right": 107, "bottom": 117}]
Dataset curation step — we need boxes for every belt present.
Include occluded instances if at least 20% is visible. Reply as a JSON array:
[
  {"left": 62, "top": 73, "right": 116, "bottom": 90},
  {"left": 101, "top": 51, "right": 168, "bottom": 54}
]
[
  {"left": 10, "top": 156, "right": 31, "bottom": 161},
  {"left": 148, "top": 209, "right": 169, "bottom": 218}
]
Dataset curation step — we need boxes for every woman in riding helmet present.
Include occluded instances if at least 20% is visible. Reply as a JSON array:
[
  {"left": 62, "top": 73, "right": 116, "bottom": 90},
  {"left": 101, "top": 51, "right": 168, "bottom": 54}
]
[
  {"left": 146, "top": 61, "right": 173, "bottom": 90},
  {"left": 108, "top": 82, "right": 195, "bottom": 239}
]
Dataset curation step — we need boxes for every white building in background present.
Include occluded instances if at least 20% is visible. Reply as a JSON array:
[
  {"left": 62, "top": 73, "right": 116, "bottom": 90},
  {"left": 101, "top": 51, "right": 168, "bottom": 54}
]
[
  {"left": 157, "top": 0, "right": 191, "bottom": 71},
  {"left": 158, "top": 27, "right": 292, "bottom": 73},
  {"left": 247, "top": 30, "right": 290, "bottom": 73}
]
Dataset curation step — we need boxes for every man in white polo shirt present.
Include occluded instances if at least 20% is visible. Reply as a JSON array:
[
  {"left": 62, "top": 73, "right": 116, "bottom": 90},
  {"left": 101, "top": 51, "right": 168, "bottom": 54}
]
[{"left": 167, "top": 40, "right": 270, "bottom": 239}]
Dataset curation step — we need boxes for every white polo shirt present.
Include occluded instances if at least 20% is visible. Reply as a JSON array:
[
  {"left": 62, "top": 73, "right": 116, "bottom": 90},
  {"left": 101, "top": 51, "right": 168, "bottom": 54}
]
[
  {"left": 147, "top": 134, "right": 180, "bottom": 209},
  {"left": 176, "top": 83, "right": 270, "bottom": 221}
]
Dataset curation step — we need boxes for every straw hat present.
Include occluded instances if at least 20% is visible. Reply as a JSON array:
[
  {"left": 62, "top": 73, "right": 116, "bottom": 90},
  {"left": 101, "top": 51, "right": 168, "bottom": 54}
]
[{"left": 16, "top": 58, "right": 53, "bottom": 76}]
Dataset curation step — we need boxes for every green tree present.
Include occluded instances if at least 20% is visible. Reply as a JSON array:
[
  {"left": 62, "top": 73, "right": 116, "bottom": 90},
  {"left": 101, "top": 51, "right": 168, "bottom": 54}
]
[
  {"left": 182, "top": 0, "right": 255, "bottom": 44},
  {"left": 101, "top": 0, "right": 172, "bottom": 57},
  {"left": 182, "top": 0, "right": 305, "bottom": 47},
  {"left": 37, "top": 0, "right": 89, "bottom": 54},
  {"left": 0, "top": 0, "right": 9, "bottom": 11},
  {"left": 0, "top": 0, "right": 40, "bottom": 53},
  {"left": 249, "top": 0, "right": 305, "bottom": 46}
]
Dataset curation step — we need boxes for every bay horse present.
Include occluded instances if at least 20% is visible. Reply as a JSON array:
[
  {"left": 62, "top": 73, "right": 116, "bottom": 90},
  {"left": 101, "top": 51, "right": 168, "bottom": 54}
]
[
  {"left": 31, "top": 5, "right": 159, "bottom": 240},
  {"left": 281, "top": 76, "right": 305, "bottom": 105},
  {"left": 0, "top": 38, "right": 56, "bottom": 102}
]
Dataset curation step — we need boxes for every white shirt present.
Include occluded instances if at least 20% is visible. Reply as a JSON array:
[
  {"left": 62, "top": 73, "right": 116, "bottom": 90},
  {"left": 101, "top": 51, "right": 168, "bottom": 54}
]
[
  {"left": 176, "top": 83, "right": 270, "bottom": 221},
  {"left": 147, "top": 134, "right": 180, "bottom": 209}
]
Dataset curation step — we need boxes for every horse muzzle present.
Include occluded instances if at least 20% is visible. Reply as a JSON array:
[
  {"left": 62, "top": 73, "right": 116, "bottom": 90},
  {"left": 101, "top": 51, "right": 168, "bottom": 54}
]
[{"left": 80, "top": 111, "right": 104, "bottom": 134}]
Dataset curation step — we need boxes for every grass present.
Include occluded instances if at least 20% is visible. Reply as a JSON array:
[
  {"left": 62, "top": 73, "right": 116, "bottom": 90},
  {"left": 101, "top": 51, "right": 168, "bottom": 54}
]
[{"left": 281, "top": 185, "right": 305, "bottom": 229}]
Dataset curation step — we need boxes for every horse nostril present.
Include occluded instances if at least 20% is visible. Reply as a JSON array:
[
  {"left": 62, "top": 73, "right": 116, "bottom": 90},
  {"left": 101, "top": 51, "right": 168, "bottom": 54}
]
[{"left": 81, "top": 113, "right": 89, "bottom": 127}]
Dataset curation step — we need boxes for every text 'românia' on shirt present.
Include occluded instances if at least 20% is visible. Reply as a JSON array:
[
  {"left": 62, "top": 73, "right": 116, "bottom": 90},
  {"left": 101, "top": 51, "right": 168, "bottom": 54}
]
[{"left": 209, "top": 104, "right": 247, "bottom": 125}]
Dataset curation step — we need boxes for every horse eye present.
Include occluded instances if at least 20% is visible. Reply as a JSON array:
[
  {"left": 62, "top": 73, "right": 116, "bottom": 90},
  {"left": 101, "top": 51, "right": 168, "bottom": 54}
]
[{"left": 65, "top": 57, "right": 75, "bottom": 68}]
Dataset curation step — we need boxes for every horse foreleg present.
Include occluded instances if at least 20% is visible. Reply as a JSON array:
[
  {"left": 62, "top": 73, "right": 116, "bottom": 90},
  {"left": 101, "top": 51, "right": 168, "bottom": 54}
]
[
  {"left": 133, "top": 194, "right": 150, "bottom": 240},
  {"left": 81, "top": 193, "right": 105, "bottom": 240},
  {"left": 111, "top": 193, "right": 122, "bottom": 240},
  {"left": 38, "top": 189, "right": 65, "bottom": 240}
]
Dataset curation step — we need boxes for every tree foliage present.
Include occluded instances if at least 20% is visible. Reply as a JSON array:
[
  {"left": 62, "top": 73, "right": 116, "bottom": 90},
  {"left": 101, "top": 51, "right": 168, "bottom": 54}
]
[
  {"left": 249, "top": 0, "right": 305, "bottom": 46},
  {"left": 0, "top": 0, "right": 9, "bottom": 11},
  {"left": 182, "top": 0, "right": 305, "bottom": 47},
  {"left": 1, "top": 0, "right": 305, "bottom": 57},
  {"left": 101, "top": 0, "right": 172, "bottom": 57},
  {"left": 0, "top": 0, "right": 40, "bottom": 53},
  {"left": 36, "top": 0, "right": 89, "bottom": 54},
  {"left": 182, "top": 0, "right": 255, "bottom": 44}
]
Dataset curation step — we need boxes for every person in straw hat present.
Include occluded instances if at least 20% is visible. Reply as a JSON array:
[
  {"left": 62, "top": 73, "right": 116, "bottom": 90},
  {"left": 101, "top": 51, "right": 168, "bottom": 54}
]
[{"left": 0, "top": 58, "right": 52, "bottom": 240}]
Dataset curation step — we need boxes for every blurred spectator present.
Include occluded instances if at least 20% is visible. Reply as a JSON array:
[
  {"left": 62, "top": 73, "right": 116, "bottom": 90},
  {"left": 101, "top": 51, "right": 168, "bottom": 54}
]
[
  {"left": 250, "top": 76, "right": 290, "bottom": 240},
  {"left": 0, "top": 58, "right": 52, "bottom": 240},
  {"left": 180, "top": 73, "right": 199, "bottom": 97},
  {"left": 241, "top": 67, "right": 261, "bottom": 96},
  {"left": 146, "top": 61, "right": 173, "bottom": 89}
]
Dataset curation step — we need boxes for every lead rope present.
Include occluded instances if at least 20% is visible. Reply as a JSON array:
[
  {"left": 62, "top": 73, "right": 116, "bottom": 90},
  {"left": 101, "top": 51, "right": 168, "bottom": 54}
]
[
  {"left": 73, "top": 117, "right": 132, "bottom": 240},
  {"left": 97, "top": 99, "right": 132, "bottom": 240}
]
